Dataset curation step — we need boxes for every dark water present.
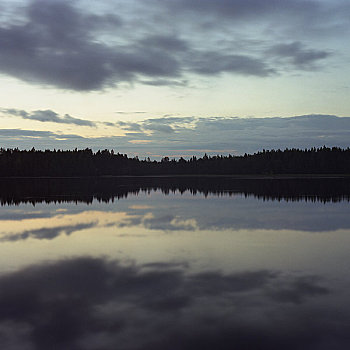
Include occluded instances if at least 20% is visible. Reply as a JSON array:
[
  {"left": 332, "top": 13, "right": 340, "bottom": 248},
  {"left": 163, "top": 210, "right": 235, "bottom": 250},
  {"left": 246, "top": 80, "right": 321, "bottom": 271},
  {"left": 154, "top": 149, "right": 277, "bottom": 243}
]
[{"left": 0, "top": 177, "right": 349, "bottom": 349}]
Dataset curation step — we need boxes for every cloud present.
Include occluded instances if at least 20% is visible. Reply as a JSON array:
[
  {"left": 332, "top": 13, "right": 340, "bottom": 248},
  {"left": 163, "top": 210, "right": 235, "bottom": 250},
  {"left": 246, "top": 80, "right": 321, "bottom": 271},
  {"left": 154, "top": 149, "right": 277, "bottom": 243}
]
[
  {"left": 117, "top": 116, "right": 196, "bottom": 135},
  {"left": 266, "top": 275, "right": 329, "bottom": 304},
  {"left": 0, "top": 208, "right": 58, "bottom": 221},
  {"left": 0, "top": 256, "right": 339, "bottom": 349},
  {"left": 159, "top": 0, "right": 319, "bottom": 19},
  {"left": 189, "top": 52, "right": 275, "bottom": 76},
  {"left": 0, "top": 128, "right": 89, "bottom": 150},
  {"left": 116, "top": 121, "right": 143, "bottom": 131},
  {"left": 1, "top": 222, "right": 97, "bottom": 241},
  {"left": 145, "top": 116, "right": 196, "bottom": 125},
  {"left": 0, "top": 1, "right": 180, "bottom": 91},
  {"left": 156, "top": 0, "right": 350, "bottom": 31},
  {"left": 121, "top": 194, "right": 350, "bottom": 232},
  {"left": 141, "top": 214, "right": 197, "bottom": 231},
  {"left": 128, "top": 139, "right": 152, "bottom": 145},
  {"left": 139, "top": 35, "right": 189, "bottom": 52},
  {"left": 0, "top": 1, "right": 117, "bottom": 90},
  {"left": 267, "top": 42, "right": 330, "bottom": 69},
  {"left": 143, "top": 123, "right": 175, "bottom": 134},
  {"left": 0, "top": 128, "right": 57, "bottom": 138},
  {"left": 1, "top": 115, "right": 350, "bottom": 157},
  {"left": 0, "top": 0, "right": 342, "bottom": 91},
  {"left": 2, "top": 108, "right": 96, "bottom": 126},
  {"left": 141, "top": 79, "right": 188, "bottom": 87},
  {"left": 118, "top": 114, "right": 350, "bottom": 156}
]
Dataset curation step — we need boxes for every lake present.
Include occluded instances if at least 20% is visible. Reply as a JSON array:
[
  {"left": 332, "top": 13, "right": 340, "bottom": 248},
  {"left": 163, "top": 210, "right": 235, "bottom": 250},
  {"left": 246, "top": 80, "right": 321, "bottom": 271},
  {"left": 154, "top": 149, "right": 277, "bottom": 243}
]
[{"left": 0, "top": 177, "right": 349, "bottom": 349}]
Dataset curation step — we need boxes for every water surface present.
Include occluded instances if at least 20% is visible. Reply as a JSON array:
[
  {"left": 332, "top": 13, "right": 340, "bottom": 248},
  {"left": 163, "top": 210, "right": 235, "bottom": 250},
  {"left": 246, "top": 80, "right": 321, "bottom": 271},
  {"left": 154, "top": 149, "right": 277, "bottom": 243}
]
[{"left": 0, "top": 177, "right": 349, "bottom": 349}]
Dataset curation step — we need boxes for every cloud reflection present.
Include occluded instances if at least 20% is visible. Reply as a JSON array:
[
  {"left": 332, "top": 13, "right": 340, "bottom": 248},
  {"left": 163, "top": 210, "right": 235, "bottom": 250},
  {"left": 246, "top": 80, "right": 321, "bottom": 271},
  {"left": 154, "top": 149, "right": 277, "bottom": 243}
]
[
  {"left": 0, "top": 256, "right": 343, "bottom": 349},
  {"left": 1, "top": 222, "right": 97, "bottom": 241},
  {"left": 2, "top": 195, "right": 350, "bottom": 243}
]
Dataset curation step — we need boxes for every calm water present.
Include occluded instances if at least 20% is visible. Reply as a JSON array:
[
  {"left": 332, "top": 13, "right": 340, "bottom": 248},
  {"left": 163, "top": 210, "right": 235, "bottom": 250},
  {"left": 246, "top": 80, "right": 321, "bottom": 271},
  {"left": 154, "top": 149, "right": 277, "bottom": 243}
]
[{"left": 0, "top": 177, "right": 350, "bottom": 349}]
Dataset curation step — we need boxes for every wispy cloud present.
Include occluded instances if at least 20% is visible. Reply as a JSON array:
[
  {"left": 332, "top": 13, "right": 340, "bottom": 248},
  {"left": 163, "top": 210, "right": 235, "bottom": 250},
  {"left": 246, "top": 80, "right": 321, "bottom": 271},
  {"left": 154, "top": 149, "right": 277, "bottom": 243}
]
[
  {"left": 2, "top": 108, "right": 96, "bottom": 127},
  {"left": 1, "top": 114, "right": 350, "bottom": 158},
  {"left": 1, "top": 222, "right": 97, "bottom": 241}
]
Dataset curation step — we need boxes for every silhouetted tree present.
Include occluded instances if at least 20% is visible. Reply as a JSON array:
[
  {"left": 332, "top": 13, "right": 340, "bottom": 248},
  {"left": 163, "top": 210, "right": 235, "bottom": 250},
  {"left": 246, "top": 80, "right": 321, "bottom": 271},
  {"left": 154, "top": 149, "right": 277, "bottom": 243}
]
[{"left": 0, "top": 147, "right": 349, "bottom": 177}]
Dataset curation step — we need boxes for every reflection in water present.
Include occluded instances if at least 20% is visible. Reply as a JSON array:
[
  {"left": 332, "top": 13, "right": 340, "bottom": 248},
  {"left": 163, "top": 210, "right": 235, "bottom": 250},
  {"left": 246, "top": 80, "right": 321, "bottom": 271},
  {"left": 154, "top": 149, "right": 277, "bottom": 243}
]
[
  {"left": 1, "top": 191, "right": 349, "bottom": 241},
  {"left": 0, "top": 257, "right": 346, "bottom": 350},
  {"left": 0, "top": 178, "right": 350, "bottom": 348},
  {"left": 1, "top": 176, "right": 350, "bottom": 205},
  {"left": 1, "top": 222, "right": 97, "bottom": 241}
]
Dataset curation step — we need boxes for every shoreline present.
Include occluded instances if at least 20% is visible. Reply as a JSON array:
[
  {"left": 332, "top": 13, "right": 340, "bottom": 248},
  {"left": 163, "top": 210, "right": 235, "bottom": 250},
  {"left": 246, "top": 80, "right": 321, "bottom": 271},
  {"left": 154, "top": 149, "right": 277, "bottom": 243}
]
[{"left": 0, "top": 174, "right": 349, "bottom": 180}]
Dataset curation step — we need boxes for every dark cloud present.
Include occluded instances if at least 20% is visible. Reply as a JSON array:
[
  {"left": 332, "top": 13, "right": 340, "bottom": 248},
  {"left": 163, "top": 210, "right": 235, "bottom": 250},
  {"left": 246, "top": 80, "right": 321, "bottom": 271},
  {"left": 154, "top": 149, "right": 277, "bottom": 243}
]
[
  {"left": 0, "top": 128, "right": 87, "bottom": 152},
  {"left": 0, "top": 1, "right": 180, "bottom": 91},
  {"left": 141, "top": 79, "right": 188, "bottom": 86},
  {"left": 118, "top": 116, "right": 195, "bottom": 134},
  {"left": 0, "top": 1, "right": 115, "bottom": 90},
  {"left": 157, "top": 0, "right": 350, "bottom": 37},
  {"left": 267, "top": 42, "right": 330, "bottom": 69},
  {"left": 143, "top": 123, "right": 175, "bottom": 134},
  {"left": 190, "top": 52, "right": 275, "bottom": 76},
  {"left": 117, "top": 116, "right": 195, "bottom": 135},
  {"left": 0, "top": 209, "right": 57, "bottom": 221},
  {"left": 2, "top": 108, "right": 96, "bottom": 126},
  {"left": 145, "top": 116, "right": 196, "bottom": 125},
  {"left": 139, "top": 35, "right": 189, "bottom": 52},
  {"left": 116, "top": 121, "right": 143, "bottom": 131},
  {"left": 0, "top": 0, "right": 340, "bottom": 91},
  {"left": 158, "top": 0, "right": 321, "bottom": 19},
  {"left": 0, "top": 128, "right": 57, "bottom": 138},
  {"left": 0, "top": 256, "right": 340, "bottom": 349},
  {"left": 102, "top": 121, "right": 116, "bottom": 127}
]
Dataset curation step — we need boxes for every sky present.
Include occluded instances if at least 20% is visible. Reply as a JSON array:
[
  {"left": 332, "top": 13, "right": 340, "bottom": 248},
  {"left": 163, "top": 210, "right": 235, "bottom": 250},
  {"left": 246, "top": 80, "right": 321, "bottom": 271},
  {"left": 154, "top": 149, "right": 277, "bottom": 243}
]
[{"left": 0, "top": 0, "right": 350, "bottom": 158}]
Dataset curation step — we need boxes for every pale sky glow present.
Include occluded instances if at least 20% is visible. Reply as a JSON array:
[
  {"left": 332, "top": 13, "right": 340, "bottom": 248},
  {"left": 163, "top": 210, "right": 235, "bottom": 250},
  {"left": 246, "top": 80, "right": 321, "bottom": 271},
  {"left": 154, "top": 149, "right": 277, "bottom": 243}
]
[{"left": 0, "top": 0, "right": 350, "bottom": 158}]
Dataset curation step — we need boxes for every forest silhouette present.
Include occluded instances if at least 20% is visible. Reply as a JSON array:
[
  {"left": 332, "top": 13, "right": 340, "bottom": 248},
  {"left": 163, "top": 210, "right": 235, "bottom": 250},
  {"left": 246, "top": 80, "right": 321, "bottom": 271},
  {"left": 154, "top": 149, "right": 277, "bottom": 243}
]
[
  {"left": 1, "top": 146, "right": 350, "bottom": 177},
  {"left": 1, "top": 176, "right": 349, "bottom": 205}
]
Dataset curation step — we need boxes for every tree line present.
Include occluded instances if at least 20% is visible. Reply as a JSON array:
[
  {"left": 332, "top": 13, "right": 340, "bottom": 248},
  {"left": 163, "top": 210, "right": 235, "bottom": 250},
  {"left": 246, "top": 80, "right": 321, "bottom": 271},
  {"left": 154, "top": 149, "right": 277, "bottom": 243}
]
[
  {"left": 0, "top": 146, "right": 350, "bottom": 177},
  {"left": 1, "top": 177, "right": 349, "bottom": 205}
]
